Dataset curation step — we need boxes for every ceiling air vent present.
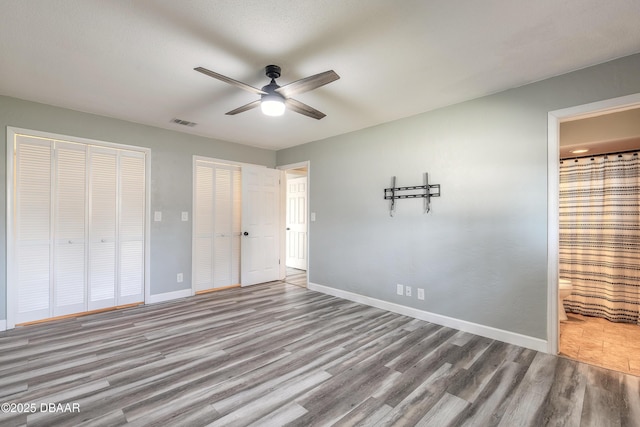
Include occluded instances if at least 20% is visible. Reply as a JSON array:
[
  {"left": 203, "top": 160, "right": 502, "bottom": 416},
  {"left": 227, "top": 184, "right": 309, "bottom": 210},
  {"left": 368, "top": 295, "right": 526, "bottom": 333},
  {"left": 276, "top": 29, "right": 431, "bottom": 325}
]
[{"left": 172, "top": 118, "right": 197, "bottom": 127}]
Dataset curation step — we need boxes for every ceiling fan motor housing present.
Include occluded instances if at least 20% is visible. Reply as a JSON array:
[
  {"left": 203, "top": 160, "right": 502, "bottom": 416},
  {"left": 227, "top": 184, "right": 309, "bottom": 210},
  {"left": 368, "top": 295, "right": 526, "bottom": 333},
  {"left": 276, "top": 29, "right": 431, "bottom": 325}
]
[
  {"left": 265, "top": 65, "right": 281, "bottom": 80},
  {"left": 262, "top": 65, "right": 283, "bottom": 100}
]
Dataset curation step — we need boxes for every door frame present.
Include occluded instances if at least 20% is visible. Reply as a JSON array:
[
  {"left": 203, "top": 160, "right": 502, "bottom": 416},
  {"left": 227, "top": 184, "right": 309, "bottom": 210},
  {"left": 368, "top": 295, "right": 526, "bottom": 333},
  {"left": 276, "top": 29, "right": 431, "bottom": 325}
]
[
  {"left": 546, "top": 93, "right": 640, "bottom": 354},
  {"left": 191, "top": 156, "right": 285, "bottom": 294},
  {"left": 278, "top": 161, "right": 310, "bottom": 285},
  {"left": 6, "top": 126, "right": 151, "bottom": 330}
]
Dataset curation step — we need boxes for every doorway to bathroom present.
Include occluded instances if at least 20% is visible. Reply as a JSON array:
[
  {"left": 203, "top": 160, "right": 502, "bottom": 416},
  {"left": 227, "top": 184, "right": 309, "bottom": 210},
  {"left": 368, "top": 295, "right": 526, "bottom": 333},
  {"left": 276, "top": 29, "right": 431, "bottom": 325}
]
[{"left": 548, "top": 95, "right": 640, "bottom": 376}]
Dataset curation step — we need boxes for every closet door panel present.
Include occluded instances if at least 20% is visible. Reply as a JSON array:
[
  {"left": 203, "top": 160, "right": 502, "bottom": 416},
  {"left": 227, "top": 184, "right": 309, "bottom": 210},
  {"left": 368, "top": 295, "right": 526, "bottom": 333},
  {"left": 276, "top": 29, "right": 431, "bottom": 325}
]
[
  {"left": 118, "top": 152, "right": 145, "bottom": 304},
  {"left": 15, "top": 136, "right": 52, "bottom": 323},
  {"left": 53, "top": 142, "right": 87, "bottom": 316},
  {"left": 88, "top": 148, "right": 118, "bottom": 310},
  {"left": 194, "top": 164, "right": 214, "bottom": 292},
  {"left": 232, "top": 168, "right": 241, "bottom": 285},
  {"left": 214, "top": 166, "right": 232, "bottom": 287}
]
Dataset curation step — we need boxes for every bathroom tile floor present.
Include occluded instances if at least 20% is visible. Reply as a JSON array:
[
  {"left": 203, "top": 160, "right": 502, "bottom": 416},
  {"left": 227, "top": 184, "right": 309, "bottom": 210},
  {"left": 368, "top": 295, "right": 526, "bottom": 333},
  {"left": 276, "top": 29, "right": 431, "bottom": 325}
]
[{"left": 560, "top": 312, "right": 640, "bottom": 376}]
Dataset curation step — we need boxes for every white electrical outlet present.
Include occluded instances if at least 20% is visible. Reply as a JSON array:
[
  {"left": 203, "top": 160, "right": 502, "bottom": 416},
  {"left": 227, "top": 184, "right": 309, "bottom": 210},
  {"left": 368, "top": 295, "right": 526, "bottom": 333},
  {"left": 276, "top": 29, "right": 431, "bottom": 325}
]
[
  {"left": 154, "top": 211, "right": 162, "bottom": 222},
  {"left": 396, "top": 284, "right": 404, "bottom": 295},
  {"left": 181, "top": 211, "right": 189, "bottom": 221},
  {"left": 177, "top": 273, "right": 183, "bottom": 283},
  {"left": 417, "top": 288, "right": 425, "bottom": 300},
  {"left": 405, "top": 286, "right": 412, "bottom": 297}
]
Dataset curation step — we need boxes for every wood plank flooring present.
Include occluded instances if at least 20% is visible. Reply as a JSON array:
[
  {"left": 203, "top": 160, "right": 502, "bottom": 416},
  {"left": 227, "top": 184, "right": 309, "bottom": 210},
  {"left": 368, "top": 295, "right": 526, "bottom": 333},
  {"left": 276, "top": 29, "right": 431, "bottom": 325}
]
[{"left": 0, "top": 281, "right": 638, "bottom": 426}]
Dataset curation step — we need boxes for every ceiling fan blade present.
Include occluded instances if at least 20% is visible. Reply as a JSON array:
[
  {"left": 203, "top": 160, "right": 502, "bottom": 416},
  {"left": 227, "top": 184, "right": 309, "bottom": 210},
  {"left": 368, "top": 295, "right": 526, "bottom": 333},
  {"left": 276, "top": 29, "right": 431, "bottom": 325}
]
[
  {"left": 226, "top": 99, "right": 262, "bottom": 115},
  {"left": 275, "top": 70, "right": 339, "bottom": 98},
  {"left": 285, "top": 98, "right": 326, "bottom": 120},
  {"left": 195, "top": 67, "right": 267, "bottom": 95}
]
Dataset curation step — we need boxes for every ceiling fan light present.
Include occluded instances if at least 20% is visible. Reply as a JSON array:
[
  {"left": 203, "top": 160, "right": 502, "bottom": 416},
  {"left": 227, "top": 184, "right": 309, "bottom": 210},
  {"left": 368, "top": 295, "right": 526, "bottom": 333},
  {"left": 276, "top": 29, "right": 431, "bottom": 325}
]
[{"left": 261, "top": 95, "right": 285, "bottom": 116}]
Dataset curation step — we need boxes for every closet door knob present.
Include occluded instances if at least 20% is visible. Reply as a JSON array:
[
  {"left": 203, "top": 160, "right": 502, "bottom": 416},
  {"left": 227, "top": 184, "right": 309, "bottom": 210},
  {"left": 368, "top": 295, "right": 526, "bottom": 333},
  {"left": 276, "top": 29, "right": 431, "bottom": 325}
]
[{"left": 243, "top": 231, "right": 249, "bottom": 236}]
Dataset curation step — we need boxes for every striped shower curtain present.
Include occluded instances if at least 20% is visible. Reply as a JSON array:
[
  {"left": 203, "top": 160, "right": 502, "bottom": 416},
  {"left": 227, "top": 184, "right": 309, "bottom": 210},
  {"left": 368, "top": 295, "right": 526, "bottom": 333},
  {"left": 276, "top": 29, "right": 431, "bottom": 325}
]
[{"left": 559, "top": 152, "right": 640, "bottom": 324}]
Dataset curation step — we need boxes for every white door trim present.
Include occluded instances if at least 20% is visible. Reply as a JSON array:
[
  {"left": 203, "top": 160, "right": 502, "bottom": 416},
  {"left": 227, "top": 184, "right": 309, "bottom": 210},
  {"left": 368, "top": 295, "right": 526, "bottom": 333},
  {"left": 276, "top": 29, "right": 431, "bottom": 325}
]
[
  {"left": 278, "top": 161, "right": 310, "bottom": 286},
  {"left": 6, "top": 126, "right": 150, "bottom": 329},
  {"left": 546, "top": 92, "right": 640, "bottom": 355}
]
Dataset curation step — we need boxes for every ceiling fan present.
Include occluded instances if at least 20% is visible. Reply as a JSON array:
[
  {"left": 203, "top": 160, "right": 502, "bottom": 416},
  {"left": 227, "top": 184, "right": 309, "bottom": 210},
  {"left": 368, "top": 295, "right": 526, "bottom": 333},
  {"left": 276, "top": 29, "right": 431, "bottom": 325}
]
[{"left": 194, "top": 65, "right": 339, "bottom": 120}]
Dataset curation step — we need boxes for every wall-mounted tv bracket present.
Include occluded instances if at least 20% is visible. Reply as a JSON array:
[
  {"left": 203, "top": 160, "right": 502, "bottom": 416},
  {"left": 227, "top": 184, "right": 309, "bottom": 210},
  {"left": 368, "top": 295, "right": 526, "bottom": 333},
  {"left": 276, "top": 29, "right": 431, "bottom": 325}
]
[{"left": 384, "top": 173, "right": 440, "bottom": 217}]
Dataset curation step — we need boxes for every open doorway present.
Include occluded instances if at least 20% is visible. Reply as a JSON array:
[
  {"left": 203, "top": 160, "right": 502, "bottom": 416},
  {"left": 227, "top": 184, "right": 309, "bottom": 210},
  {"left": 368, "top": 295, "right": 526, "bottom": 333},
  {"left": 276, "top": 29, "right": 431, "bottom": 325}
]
[
  {"left": 548, "top": 93, "right": 640, "bottom": 376},
  {"left": 279, "top": 162, "right": 309, "bottom": 288}
]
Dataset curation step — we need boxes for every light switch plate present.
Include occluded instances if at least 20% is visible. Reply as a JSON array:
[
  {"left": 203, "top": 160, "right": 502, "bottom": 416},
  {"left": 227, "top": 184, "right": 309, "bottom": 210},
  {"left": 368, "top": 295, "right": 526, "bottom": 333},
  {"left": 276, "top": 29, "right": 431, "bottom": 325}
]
[
  {"left": 396, "top": 284, "right": 404, "bottom": 295},
  {"left": 311, "top": 212, "right": 316, "bottom": 222},
  {"left": 418, "top": 288, "right": 425, "bottom": 300},
  {"left": 181, "top": 211, "right": 188, "bottom": 221},
  {"left": 177, "top": 273, "right": 183, "bottom": 283},
  {"left": 154, "top": 211, "right": 162, "bottom": 222}
]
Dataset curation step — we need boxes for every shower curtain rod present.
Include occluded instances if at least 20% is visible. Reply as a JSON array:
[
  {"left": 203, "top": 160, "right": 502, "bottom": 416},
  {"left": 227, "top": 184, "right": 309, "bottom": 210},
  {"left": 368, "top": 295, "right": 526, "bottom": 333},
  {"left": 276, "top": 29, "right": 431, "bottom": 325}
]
[{"left": 560, "top": 148, "right": 640, "bottom": 161}]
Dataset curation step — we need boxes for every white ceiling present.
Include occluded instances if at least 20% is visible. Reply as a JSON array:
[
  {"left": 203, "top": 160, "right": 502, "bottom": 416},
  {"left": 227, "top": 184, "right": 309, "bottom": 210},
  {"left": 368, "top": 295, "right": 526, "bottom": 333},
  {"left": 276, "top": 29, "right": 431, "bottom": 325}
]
[{"left": 1, "top": 1, "right": 640, "bottom": 150}]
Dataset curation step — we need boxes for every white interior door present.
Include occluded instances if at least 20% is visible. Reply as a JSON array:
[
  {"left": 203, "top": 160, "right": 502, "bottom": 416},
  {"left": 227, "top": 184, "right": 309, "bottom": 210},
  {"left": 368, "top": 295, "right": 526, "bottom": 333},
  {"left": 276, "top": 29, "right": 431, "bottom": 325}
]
[
  {"left": 13, "top": 136, "right": 53, "bottom": 324},
  {"left": 53, "top": 141, "right": 87, "bottom": 317},
  {"left": 194, "top": 163, "right": 214, "bottom": 292},
  {"left": 286, "top": 176, "right": 308, "bottom": 270},
  {"left": 88, "top": 147, "right": 118, "bottom": 310},
  {"left": 193, "top": 160, "right": 241, "bottom": 292},
  {"left": 118, "top": 151, "right": 146, "bottom": 305},
  {"left": 213, "top": 165, "right": 241, "bottom": 288},
  {"left": 241, "top": 165, "right": 281, "bottom": 286}
]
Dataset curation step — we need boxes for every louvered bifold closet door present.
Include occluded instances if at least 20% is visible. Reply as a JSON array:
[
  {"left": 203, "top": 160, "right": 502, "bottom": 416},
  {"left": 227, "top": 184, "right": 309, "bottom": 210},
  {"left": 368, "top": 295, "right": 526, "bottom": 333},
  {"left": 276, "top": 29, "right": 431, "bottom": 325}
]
[
  {"left": 194, "top": 163, "right": 214, "bottom": 292},
  {"left": 214, "top": 165, "right": 241, "bottom": 287},
  {"left": 53, "top": 141, "right": 88, "bottom": 317},
  {"left": 88, "top": 147, "right": 118, "bottom": 310},
  {"left": 231, "top": 167, "right": 241, "bottom": 285},
  {"left": 11, "top": 134, "right": 147, "bottom": 325},
  {"left": 193, "top": 161, "right": 241, "bottom": 292},
  {"left": 214, "top": 166, "right": 233, "bottom": 287},
  {"left": 14, "top": 136, "right": 53, "bottom": 324},
  {"left": 118, "top": 151, "right": 145, "bottom": 305}
]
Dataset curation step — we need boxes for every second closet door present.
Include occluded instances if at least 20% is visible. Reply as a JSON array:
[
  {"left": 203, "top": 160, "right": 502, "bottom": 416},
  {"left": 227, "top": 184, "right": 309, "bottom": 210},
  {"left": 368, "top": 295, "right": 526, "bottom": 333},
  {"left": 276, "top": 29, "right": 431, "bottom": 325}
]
[
  {"left": 194, "top": 161, "right": 241, "bottom": 292},
  {"left": 214, "top": 165, "right": 241, "bottom": 288},
  {"left": 118, "top": 151, "right": 146, "bottom": 305},
  {"left": 88, "top": 147, "right": 118, "bottom": 310},
  {"left": 53, "top": 141, "right": 87, "bottom": 317}
]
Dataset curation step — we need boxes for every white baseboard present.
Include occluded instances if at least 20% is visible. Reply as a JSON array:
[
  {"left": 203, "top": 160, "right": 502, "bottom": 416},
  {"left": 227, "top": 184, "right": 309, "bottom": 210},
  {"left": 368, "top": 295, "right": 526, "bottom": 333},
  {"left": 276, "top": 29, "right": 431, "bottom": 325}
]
[
  {"left": 0, "top": 319, "right": 6, "bottom": 332},
  {"left": 147, "top": 288, "right": 192, "bottom": 304},
  {"left": 308, "top": 282, "right": 548, "bottom": 353}
]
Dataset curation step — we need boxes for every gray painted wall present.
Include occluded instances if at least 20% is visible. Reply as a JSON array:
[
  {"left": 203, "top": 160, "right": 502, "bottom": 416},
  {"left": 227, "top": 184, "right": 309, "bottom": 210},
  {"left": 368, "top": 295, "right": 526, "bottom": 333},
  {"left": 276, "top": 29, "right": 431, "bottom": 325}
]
[
  {"left": 1, "top": 95, "right": 275, "bottom": 321},
  {"left": 276, "top": 53, "right": 640, "bottom": 340}
]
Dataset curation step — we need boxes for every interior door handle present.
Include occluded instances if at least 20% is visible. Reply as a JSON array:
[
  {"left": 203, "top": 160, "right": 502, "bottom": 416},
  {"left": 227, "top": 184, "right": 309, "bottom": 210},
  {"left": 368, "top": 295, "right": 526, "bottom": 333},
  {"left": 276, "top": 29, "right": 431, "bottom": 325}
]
[
  {"left": 243, "top": 231, "right": 249, "bottom": 236},
  {"left": 286, "top": 227, "right": 290, "bottom": 230}
]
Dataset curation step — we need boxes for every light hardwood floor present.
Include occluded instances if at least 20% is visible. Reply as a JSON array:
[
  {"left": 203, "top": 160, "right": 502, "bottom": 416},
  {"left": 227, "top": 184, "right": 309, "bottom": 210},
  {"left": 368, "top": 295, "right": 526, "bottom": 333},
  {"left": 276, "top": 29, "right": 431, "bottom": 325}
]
[{"left": 1, "top": 281, "right": 639, "bottom": 426}]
